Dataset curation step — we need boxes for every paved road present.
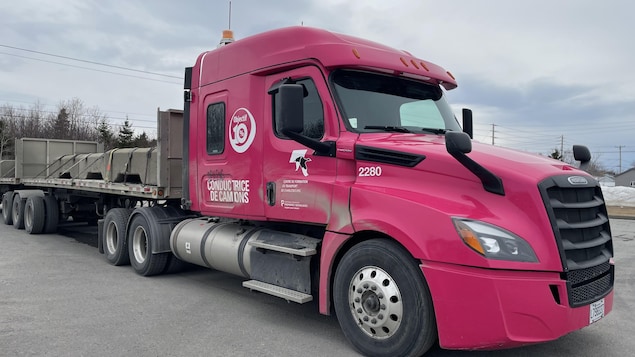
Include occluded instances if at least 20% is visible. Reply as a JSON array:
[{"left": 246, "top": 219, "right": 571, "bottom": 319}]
[{"left": 1, "top": 219, "right": 633, "bottom": 357}]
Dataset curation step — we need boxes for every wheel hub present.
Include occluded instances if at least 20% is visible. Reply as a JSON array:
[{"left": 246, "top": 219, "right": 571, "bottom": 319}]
[
  {"left": 132, "top": 226, "right": 148, "bottom": 263},
  {"left": 105, "top": 222, "right": 118, "bottom": 254},
  {"left": 349, "top": 266, "right": 403, "bottom": 339}
]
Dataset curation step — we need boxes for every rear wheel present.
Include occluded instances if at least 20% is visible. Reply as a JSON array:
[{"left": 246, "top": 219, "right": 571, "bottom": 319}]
[
  {"left": 103, "top": 208, "right": 132, "bottom": 266},
  {"left": 2, "top": 191, "right": 14, "bottom": 225},
  {"left": 12, "top": 196, "right": 26, "bottom": 230},
  {"left": 333, "top": 239, "right": 437, "bottom": 357},
  {"left": 128, "top": 214, "right": 169, "bottom": 276},
  {"left": 25, "top": 196, "right": 46, "bottom": 234}
]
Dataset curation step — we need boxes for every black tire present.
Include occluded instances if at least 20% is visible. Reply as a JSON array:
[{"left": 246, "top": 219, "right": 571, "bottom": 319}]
[
  {"left": 128, "top": 214, "right": 168, "bottom": 276},
  {"left": 103, "top": 208, "right": 132, "bottom": 266},
  {"left": 2, "top": 191, "right": 14, "bottom": 225},
  {"left": 163, "top": 254, "right": 189, "bottom": 274},
  {"left": 25, "top": 196, "right": 46, "bottom": 234},
  {"left": 12, "top": 196, "right": 26, "bottom": 230},
  {"left": 333, "top": 239, "right": 437, "bottom": 357},
  {"left": 43, "top": 195, "right": 59, "bottom": 234}
]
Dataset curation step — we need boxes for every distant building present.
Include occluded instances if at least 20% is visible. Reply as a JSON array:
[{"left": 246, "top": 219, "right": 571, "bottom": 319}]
[
  {"left": 615, "top": 168, "right": 635, "bottom": 187},
  {"left": 596, "top": 175, "right": 615, "bottom": 187}
]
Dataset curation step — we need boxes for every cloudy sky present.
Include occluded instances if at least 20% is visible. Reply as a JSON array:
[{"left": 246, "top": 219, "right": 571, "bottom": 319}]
[{"left": 1, "top": 0, "right": 633, "bottom": 173}]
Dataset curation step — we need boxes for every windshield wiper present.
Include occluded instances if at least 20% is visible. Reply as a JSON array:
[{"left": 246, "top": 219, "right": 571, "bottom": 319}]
[
  {"left": 364, "top": 125, "right": 412, "bottom": 133},
  {"left": 420, "top": 128, "right": 449, "bottom": 135}
]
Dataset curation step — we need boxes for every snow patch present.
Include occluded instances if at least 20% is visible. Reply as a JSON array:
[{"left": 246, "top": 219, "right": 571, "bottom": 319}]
[{"left": 601, "top": 186, "right": 635, "bottom": 207}]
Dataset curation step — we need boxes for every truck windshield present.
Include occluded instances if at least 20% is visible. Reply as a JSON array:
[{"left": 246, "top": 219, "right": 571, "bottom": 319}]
[{"left": 331, "top": 69, "right": 461, "bottom": 134}]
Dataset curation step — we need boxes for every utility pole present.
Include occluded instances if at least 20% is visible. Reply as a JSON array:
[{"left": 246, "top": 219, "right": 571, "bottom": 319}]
[
  {"left": 491, "top": 124, "right": 496, "bottom": 145},
  {"left": 560, "top": 135, "right": 564, "bottom": 159},
  {"left": 616, "top": 145, "right": 625, "bottom": 174}
]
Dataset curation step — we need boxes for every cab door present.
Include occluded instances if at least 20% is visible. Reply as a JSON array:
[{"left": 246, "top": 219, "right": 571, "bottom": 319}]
[
  {"left": 262, "top": 66, "right": 338, "bottom": 224},
  {"left": 196, "top": 88, "right": 265, "bottom": 218}
]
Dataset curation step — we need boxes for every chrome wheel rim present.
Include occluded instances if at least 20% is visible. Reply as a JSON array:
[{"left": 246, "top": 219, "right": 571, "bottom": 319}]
[
  {"left": 348, "top": 266, "right": 403, "bottom": 339},
  {"left": 132, "top": 225, "right": 148, "bottom": 264},
  {"left": 105, "top": 221, "right": 118, "bottom": 255}
]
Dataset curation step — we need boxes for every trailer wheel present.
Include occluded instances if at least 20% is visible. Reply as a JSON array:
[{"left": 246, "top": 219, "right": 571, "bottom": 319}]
[
  {"left": 333, "top": 239, "right": 437, "bottom": 357},
  {"left": 103, "top": 208, "right": 132, "bottom": 266},
  {"left": 25, "top": 196, "right": 46, "bottom": 234},
  {"left": 12, "top": 196, "right": 27, "bottom": 230},
  {"left": 128, "top": 214, "right": 168, "bottom": 276},
  {"left": 2, "top": 191, "right": 14, "bottom": 225},
  {"left": 43, "top": 195, "right": 59, "bottom": 234}
]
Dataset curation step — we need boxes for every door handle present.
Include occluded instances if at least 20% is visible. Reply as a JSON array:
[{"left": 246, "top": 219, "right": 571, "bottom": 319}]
[{"left": 266, "top": 182, "right": 276, "bottom": 206}]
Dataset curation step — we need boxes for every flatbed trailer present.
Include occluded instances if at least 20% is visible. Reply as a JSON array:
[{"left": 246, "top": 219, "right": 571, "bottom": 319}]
[{"left": 0, "top": 109, "right": 182, "bottom": 199}]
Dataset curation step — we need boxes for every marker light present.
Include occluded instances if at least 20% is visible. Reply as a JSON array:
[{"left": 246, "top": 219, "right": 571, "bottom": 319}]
[
  {"left": 218, "top": 30, "right": 235, "bottom": 47},
  {"left": 453, "top": 218, "right": 538, "bottom": 262}
]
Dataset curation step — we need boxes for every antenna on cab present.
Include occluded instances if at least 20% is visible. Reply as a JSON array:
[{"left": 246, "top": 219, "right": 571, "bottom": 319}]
[{"left": 218, "top": 1, "right": 235, "bottom": 47}]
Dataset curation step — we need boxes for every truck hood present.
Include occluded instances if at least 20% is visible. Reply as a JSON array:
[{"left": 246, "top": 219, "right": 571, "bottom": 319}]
[
  {"left": 352, "top": 133, "right": 591, "bottom": 271},
  {"left": 355, "top": 133, "right": 582, "bottom": 186}
]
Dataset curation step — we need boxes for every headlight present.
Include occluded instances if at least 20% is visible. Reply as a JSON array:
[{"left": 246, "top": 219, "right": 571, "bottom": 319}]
[{"left": 452, "top": 218, "right": 538, "bottom": 262}]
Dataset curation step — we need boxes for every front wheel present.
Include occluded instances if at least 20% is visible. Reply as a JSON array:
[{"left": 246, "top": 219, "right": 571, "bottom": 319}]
[{"left": 333, "top": 239, "right": 437, "bottom": 357}]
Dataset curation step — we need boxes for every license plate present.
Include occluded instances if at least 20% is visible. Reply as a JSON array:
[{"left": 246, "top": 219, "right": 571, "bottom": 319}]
[{"left": 589, "top": 298, "right": 605, "bottom": 324}]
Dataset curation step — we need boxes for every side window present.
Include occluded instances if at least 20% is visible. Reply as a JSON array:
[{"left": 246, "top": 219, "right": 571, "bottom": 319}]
[
  {"left": 274, "top": 78, "right": 324, "bottom": 139},
  {"left": 207, "top": 102, "right": 225, "bottom": 155}
]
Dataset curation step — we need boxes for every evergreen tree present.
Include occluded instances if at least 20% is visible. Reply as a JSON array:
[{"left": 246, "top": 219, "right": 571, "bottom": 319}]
[
  {"left": 97, "top": 118, "right": 115, "bottom": 150},
  {"left": 132, "top": 131, "right": 151, "bottom": 148},
  {"left": 52, "top": 108, "right": 70, "bottom": 139},
  {"left": 117, "top": 117, "right": 135, "bottom": 148},
  {"left": 549, "top": 148, "right": 563, "bottom": 161}
]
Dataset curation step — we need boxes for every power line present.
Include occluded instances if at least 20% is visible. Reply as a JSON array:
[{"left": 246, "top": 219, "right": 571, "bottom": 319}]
[
  {"left": 0, "top": 44, "right": 181, "bottom": 79},
  {"left": 0, "top": 98, "right": 158, "bottom": 118},
  {"left": 0, "top": 52, "right": 181, "bottom": 85}
]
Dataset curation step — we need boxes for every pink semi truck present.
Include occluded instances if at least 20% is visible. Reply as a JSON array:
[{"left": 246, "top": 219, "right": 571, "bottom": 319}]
[{"left": 1, "top": 27, "right": 613, "bottom": 356}]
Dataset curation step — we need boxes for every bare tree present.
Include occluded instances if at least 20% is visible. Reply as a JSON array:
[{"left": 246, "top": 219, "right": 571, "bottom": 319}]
[
  {"left": 0, "top": 104, "right": 20, "bottom": 158},
  {"left": 1, "top": 98, "right": 135, "bottom": 156}
]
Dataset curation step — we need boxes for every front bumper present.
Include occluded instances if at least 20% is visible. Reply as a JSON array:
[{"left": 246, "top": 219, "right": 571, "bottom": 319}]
[{"left": 421, "top": 261, "right": 614, "bottom": 350}]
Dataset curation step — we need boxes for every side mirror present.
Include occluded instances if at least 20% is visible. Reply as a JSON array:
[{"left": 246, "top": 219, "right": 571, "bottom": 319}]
[
  {"left": 573, "top": 145, "right": 591, "bottom": 172},
  {"left": 462, "top": 108, "right": 473, "bottom": 139},
  {"left": 445, "top": 131, "right": 504, "bottom": 195},
  {"left": 573, "top": 145, "right": 591, "bottom": 162},
  {"left": 446, "top": 131, "right": 472, "bottom": 154},
  {"left": 278, "top": 84, "right": 304, "bottom": 134}
]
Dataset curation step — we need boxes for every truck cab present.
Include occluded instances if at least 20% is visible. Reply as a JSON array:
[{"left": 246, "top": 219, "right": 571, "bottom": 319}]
[{"left": 179, "top": 26, "right": 613, "bottom": 356}]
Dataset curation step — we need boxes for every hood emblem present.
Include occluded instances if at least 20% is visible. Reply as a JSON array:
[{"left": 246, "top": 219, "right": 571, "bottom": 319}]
[{"left": 568, "top": 176, "right": 588, "bottom": 185}]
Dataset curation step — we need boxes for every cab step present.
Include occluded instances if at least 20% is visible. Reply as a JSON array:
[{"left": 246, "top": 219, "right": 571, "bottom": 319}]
[
  {"left": 242, "top": 280, "right": 313, "bottom": 304},
  {"left": 248, "top": 230, "right": 320, "bottom": 256}
]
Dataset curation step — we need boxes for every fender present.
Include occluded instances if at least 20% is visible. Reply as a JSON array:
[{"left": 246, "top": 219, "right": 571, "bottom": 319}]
[{"left": 127, "top": 206, "right": 197, "bottom": 254}]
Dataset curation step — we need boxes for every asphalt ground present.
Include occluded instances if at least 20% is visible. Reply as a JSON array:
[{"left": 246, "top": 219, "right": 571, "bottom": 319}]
[{"left": 0, "top": 217, "right": 633, "bottom": 357}]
